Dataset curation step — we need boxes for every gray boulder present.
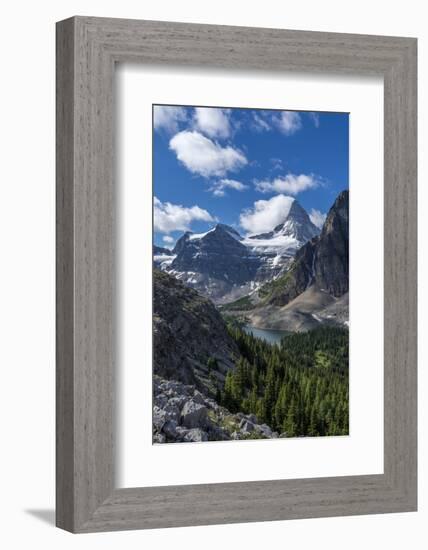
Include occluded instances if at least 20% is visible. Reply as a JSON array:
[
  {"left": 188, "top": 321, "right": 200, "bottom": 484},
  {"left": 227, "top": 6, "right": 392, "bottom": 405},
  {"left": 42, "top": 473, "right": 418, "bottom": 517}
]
[
  {"left": 181, "top": 400, "right": 208, "bottom": 429},
  {"left": 192, "top": 391, "right": 205, "bottom": 405},
  {"left": 164, "top": 401, "right": 181, "bottom": 423},
  {"left": 207, "top": 424, "right": 229, "bottom": 441},
  {"left": 258, "top": 424, "right": 273, "bottom": 438},
  {"left": 182, "top": 428, "right": 208, "bottom": 442},
  {"left": 204, "top": 398, "right": 220, "bottom": 411},
  {"left": 168, "top": 396, "right": 187, "bottom": 409},
  {"left": 154, "top": 393, "right": 168, "bottom": 409},
  {"left": 153, "top": 406, "right": 167, "bottom": 431},
  {"left": 239, "top": 418, "right": 255, "bottom": 433},
  {"left": 162, "top": 419, "right": 178, "bottom": 439},
  {"left": 153, "top": 432, "right": 166, "bottom": 443}
]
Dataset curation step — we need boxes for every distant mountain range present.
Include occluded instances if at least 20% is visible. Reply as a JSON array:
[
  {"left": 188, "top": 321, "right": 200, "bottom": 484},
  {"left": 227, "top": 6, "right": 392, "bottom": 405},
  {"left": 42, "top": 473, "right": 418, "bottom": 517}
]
[
  {"left": 221, "top": 190, "right": 349, "bottom": 331},
  {"left": 154, "top": 197, "right": 320, "bottom": 303},
  {"left": 154, "top": 191, "right": 348, "bottom": 331}
]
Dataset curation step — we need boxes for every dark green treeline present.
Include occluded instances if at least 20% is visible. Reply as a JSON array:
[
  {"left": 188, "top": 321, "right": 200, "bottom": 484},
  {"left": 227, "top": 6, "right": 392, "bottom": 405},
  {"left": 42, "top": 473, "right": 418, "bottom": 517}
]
[{"left": 220, "top": 325, "right": 349, "bottom": 437}]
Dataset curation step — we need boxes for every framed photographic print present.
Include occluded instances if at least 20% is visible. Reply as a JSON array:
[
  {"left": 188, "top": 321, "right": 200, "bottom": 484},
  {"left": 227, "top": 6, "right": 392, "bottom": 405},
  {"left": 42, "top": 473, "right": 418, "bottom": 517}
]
[
  {"left": 56, "top": 17, "right": 417, "bottom": 532},
  {"left": 150, "top": 104, "right": 350, "bottom": 446}
]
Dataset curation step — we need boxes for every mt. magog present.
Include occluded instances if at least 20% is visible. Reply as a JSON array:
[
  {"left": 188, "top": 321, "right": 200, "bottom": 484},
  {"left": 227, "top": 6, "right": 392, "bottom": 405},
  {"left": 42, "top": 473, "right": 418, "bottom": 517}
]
[
  {"left": 154, "top": 199, "right": 319, "bottom": 303},
  {"left": 223, "top": 190, "right": 349, "bottom": 331}
]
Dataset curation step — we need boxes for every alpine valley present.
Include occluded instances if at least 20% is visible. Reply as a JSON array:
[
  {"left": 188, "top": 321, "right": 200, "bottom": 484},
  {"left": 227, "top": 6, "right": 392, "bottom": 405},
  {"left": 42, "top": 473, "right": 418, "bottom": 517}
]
[
  {"left": 154, "top": 190, "right": 349, "bottom": 331},
  {"left": 152, "top": 190, "right": 349, "bottom": 444}
]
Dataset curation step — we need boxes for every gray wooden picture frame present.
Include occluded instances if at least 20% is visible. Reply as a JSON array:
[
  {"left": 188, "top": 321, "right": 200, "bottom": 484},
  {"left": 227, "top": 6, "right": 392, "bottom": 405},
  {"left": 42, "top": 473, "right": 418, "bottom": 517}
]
[{"left": 56, "top": 16, "right": 417, "bottom": 533}]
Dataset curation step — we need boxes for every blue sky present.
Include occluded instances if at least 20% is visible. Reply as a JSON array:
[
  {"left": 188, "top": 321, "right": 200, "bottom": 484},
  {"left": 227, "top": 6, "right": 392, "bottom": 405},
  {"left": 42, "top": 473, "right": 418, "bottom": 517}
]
[{"left": 153, "top": 105, "right": 348, "bottom": 248}]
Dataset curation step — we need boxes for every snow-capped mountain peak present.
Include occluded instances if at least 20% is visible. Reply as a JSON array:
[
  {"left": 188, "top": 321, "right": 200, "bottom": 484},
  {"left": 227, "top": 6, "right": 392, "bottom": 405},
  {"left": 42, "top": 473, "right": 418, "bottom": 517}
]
[
  {"left": 155, "top": 200, "right": 320, "bottom": 303},
  {"left": 249, "top": 199, "right": 318, "bottom": 243},
  {"left": 242, "top": 199, "right": 319, "bottom": 265}
]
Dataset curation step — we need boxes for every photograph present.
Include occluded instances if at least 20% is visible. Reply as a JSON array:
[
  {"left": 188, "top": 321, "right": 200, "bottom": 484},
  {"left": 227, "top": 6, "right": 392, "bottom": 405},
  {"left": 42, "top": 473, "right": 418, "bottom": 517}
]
[{"left": 152, "top": 104, "right": 349, "bottom": 444}]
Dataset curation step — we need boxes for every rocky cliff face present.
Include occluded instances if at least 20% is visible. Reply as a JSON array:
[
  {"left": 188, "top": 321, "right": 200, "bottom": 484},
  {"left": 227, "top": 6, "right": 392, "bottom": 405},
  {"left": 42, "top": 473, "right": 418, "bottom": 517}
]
[
  {"left": 260, "top": 190, "right": 349, "bottom": 307},
  {"left": 314, "top": 190, "right": 349, "bottom": 297},
  {"left": 259, "top": 191, "right": 349, "bottom": 306},
  {"left": 153, "top": 269, "right": 239, "bottom": 395}
]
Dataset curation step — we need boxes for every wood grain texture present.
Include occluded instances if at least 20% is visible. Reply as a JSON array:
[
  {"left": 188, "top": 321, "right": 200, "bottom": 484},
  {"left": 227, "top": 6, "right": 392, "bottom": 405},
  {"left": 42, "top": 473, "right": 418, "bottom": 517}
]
[
  {"left": 56, "top": 16, "right": 417, "bottom": 533},
  {"left": 56, "top": 18, "right": 75, "bottom": 532}
]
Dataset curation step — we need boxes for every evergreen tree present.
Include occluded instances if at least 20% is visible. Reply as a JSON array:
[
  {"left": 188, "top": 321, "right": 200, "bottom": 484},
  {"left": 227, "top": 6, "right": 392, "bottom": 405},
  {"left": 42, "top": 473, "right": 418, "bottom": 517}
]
[{"left": 219, "top": 324, "right": 349, "bottom": 437}]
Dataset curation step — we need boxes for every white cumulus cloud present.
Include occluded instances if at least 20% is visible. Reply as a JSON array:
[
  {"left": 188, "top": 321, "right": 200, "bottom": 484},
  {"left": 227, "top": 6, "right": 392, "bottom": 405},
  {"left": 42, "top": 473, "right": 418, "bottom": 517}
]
[
  {"left": 209, "top": 178, "right": 248, "bottom": 197},
  {"left": 153, "top": 105, "right": 187, "bottom": 133},
  {"left": 194, "top": 107, "right": 231, "bottom": 138},
  {"left": 240, "top": 195, "right": 295, "bottom": 235},
  {"left": 154, "top": 197, "right": 215, "bottom": 234},
  {"left": 162, "top": 235, "right": 175, "bottom": 245},
  {"left": 169, "top": 131, "right": 247, "bottom": 178},
  {"left": 274, "top": 111, "right": 302, "bottom": 135},
  {"left": 255, "top": 173, "right": 320, "bottom": 195},
  {"left": 309, "top": 208, "right": 326, "bottom": 229}
]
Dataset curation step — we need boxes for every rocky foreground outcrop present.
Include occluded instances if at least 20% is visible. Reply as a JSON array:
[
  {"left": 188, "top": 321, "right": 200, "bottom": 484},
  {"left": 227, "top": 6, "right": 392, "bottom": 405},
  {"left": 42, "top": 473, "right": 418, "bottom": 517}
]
[{"left": 153, "top": 375, "right": 279, "bottom": 443}]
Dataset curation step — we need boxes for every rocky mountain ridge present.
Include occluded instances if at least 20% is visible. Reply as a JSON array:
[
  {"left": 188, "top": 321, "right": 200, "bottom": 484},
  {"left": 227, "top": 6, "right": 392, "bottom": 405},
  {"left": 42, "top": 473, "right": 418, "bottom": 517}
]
[{"left": 153, "top": 269, "right": 239, "bottom": 396}]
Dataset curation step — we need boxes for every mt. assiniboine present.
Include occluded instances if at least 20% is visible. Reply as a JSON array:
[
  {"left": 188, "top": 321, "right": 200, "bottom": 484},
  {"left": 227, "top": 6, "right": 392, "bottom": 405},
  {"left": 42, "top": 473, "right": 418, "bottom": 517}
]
[{"left": 154, "top": 198, "right": 320, "bottom": 303}]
